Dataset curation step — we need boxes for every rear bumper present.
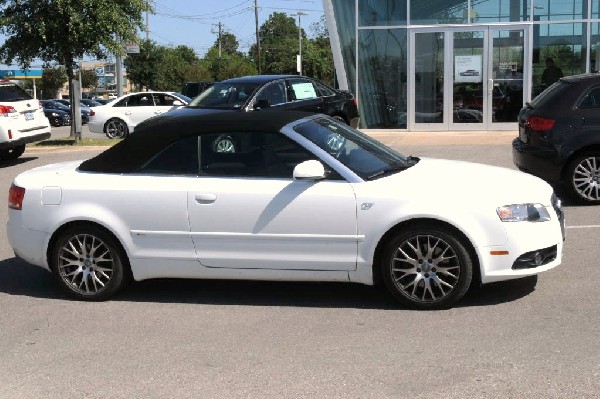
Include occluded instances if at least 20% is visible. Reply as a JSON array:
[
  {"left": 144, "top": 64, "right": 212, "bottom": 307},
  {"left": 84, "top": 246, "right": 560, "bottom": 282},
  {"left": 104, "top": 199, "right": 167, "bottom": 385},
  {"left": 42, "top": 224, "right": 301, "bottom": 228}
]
[
  {"left": 0, "top": 132, "right": 51, "bottom": 150},
  {"left": 512, "top": 137, "right": 563, "bottom": 183}
]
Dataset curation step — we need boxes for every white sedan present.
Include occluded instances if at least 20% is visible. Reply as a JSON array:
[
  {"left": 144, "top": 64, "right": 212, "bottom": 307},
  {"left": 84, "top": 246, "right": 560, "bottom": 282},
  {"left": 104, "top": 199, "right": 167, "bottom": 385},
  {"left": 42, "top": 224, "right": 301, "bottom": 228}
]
[
  {"left": 87, "top": 91, "right": 190, "bottom": 138},
  {"left": 7, "top": 111, "right": 565, "bottom": 309}
]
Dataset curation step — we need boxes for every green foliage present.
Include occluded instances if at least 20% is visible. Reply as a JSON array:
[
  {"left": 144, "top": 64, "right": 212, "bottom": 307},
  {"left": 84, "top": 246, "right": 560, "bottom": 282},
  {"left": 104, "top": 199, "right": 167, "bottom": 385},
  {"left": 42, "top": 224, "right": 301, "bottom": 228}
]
[
  {"left": 213, "top": 32, "right": 240, "bottom": 56},
  {"left": 124, "top": 40, "right": 164, "bottom": 90},
  {"left": 202, "top": 48, "right": 257, "bottom": 81},
  {"left": 0, "top": 0, "right": 147, "bottom": 77},
  {"left": 249, "top": 12, "right": 301, "bottom": 75},
  {"left": 41, "top": 66, "right": 67, "bottom": 99},
  {"left": 80, "top": 68, "right": 98, "bottom": 89}
]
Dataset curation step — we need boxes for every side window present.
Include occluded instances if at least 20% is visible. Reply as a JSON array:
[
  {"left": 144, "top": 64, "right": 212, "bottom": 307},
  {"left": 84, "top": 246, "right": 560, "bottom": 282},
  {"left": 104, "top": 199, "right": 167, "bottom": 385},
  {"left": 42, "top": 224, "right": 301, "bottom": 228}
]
[
  {"left": 315, "top": 81, "right": 337, "bottom": 97},
  {"left": 288, "top": 79, "right": 318, "bottom": 101},
  {"left": 255, "top": 82, "right": 287, "bottom": 106},
  {"left": 113, "top": 97, "right": 128, "bottom": 107},
  {"left": 579, "top": 87, "right": 600, "bottom": 108},
  {"left": 153, "top": 94, "right": 177, "bottom": 106},
  {"left": 139, "top": 136, "right": 200, "bottom": 175},
  {"left": 200, "top": 132, "right": 315, "bottom": 178}
]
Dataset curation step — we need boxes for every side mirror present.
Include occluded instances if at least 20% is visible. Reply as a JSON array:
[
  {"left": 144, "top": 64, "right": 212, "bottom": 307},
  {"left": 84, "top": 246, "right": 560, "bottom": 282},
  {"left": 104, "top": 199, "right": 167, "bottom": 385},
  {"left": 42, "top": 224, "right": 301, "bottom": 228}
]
[
  {"left": 254, "top": 99, "right": 271, "bottom": 110},
  {"left": 172, "top": 100, "right": 183, "bottom": 106},
  {"left": 293, "top": 160, "right": 325, "bottom": 180}
]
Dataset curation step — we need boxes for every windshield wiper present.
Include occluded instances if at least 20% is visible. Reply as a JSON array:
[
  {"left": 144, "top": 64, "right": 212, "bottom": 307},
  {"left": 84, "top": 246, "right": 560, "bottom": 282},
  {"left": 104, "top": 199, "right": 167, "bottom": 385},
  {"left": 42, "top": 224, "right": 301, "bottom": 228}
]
[{"left": 366, "top": 164, "right": 408, "bottom": 180}]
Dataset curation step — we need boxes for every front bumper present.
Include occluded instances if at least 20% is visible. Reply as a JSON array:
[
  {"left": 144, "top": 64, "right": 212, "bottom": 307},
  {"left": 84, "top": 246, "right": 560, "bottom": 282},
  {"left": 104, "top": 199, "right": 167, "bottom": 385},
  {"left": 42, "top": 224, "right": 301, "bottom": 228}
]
[{"left": 512, "top": 137, "right": 563, "bottom": 183}]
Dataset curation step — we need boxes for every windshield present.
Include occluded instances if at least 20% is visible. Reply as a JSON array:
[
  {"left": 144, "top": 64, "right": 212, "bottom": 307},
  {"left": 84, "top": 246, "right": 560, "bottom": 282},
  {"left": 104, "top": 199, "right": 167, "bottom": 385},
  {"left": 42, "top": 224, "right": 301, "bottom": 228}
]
[
  {"left": 294, "top": 118, "right": 412, "bottom": 180},
  {"left": 188, "top": 82, "right": 260, "bottom": 110}
]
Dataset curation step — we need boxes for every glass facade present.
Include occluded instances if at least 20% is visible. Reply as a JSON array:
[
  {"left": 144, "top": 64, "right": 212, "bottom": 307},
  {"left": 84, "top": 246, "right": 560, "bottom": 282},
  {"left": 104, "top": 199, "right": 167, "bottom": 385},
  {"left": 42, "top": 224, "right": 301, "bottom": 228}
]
[{"left": 326, "top": 0, "right": 600, "bottom": 130}]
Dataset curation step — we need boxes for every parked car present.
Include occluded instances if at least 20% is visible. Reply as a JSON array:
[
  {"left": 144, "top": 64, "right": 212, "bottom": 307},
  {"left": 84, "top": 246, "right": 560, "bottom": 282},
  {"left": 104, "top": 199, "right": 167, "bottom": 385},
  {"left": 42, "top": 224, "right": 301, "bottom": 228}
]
[
  {"left": 188, "top": 75, "right": 360, "bottom": 128},
  {"left": 0, "top": 79, "right": 51, "bottom": 160},
  {"left": 513, "top": 74, "right": 600, "bottom": 204},
  {"left": 42, "top": 106, "right": 71, "bottom": 127},
  {"left": 80, "top": 98, "right": 104, "bottom": 107},
  {"left": 88, "top": 91, "right": 190, "bottom": 138},
  {"left": 92, "top": 98, "right": 112, "bottom": 105},
  {"left": 8, "top": 111, "right": 564, "bottom": 308},
  {"left": 41, "top": 99, "right": 90, "bottom": 125},
  {"left": 181, "top": 81, "right": 215, "bottom": 98}
]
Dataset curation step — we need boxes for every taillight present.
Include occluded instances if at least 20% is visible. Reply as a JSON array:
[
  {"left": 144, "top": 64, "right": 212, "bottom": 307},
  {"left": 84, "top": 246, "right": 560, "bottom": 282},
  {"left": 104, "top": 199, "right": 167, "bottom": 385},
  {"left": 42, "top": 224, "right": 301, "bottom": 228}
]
[
  {"left": 89, "top": 109, "right": 95, "bottom": 116},
  {"left": 8, "top": 184, "right": 25, "bottom": 210},
  {"left": 353, "top": 98, "right": 358, "bottom": 108},
  {"left": 0, "top": 105, "right": 16, "bottom": 116},
  {"left": 38, "top": 100, "right": 43, "bottom": 109},
  {"left": 8, "top": 129, "right": 12, "bottom": 139},
  {"left": 528, "top": 116, "right": 555, "bottom": 131}
]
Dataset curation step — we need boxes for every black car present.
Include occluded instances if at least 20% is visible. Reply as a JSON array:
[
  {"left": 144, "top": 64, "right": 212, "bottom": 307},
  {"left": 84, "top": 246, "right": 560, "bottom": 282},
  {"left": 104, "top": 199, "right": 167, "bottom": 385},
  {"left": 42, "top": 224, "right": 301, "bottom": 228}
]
[
  {"left": 187, "top": 75, "right": 360, "bottom": 128},
  {"left": 513, "top": 74, "right": 600, "bottom": 204},
  {"left": 42, "top": 99, "right": 90, "bottom": 125},
  {"left": 42, "top": 100, "right": 73, "bottom": 126}
]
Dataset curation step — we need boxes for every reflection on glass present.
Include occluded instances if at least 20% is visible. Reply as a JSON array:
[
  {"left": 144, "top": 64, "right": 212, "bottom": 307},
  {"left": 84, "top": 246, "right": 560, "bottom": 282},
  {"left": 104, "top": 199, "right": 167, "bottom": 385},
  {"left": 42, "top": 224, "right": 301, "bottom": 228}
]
[
  {"left": 453, "top": 31, "right": 484, "bottom": 124},
  {"left": 358, "top": 29, "right": 408, "bottom": 129},
  {"left": 474, "top": 0, "right": 529, "bottom": 23},
  {"left": 492, "top": 30, "right": 524, "bottom": 123},
  {"left": 415, "top": 32, "right": 444, "bottom": 124},
  {"left": 592, "top": 23, "right": 600, "bottom": 73},
  {"left": 410, "top": 0, "right": 468, "bottom": 25},
  {"left": 532, "top": 23, "right": 586, "bottom": 98},
  {"left": 533, "top": 0, "right": 587, "bottom": 21},
  {"left": 331, "top": 0, "right": 357, "bottom": 94},
  {"left": 359, "top": 0, "right": 407, "bottom": 26}
]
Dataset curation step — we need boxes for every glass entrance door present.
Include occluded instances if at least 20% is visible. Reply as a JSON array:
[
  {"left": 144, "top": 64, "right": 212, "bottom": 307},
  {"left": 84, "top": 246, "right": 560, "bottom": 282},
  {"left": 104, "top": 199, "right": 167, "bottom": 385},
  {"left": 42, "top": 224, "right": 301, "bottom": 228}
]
[{"left": 409, "top": 26, "right": 528, "bottom": 131}]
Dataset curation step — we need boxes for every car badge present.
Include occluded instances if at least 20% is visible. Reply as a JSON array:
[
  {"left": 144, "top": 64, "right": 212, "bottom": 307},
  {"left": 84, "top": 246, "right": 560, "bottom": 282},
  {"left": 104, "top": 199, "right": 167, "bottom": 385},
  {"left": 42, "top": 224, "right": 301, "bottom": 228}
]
[{"left": 361, "top": 203, "right": 373, "bottom": 210}]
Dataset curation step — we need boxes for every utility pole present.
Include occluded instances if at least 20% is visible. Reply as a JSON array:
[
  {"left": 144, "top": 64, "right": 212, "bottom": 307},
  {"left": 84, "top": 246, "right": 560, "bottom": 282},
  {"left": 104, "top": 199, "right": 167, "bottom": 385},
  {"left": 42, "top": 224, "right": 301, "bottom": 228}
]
[
  {"left": 145, "top": 0, "right": 150, "bottom": 41},
  {"left": 291, "top": 11, "right": 308, "bottom": 76},
  {"left": 211, "top": 22, "right": 223, "bottom": 57},
  {"left": 255, "top": 0, "right": 261, "bottom": 74}
]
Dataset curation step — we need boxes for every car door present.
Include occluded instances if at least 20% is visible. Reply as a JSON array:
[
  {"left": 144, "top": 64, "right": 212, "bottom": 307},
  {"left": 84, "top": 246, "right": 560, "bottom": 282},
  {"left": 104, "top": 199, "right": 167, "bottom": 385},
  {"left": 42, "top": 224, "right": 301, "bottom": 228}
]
[
  {"left": 285, "top": 78, "right": 325, "bottom": 113},
  {"left": 112, "top": 93, "right": 157, "bottom": 129},
  {"left": 151, "top": 93, "right": 185, "bottom": 117},
  {"left": 187, "top": 131, "right": 359, "bottom": 271}
]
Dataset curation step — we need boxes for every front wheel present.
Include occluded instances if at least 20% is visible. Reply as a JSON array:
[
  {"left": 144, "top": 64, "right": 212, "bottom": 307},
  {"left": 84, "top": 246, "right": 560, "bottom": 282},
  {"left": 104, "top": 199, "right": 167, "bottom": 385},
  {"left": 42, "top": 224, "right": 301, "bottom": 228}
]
[
  {"left": 380, "top": 223, "right": 473, "bottom": 309},
  {"left": 565, "top": 152, "right": 600, "bottom": 204},
  {"left": 50, "top": 225, "right": 129, "bottom": 300},
  {"left": 105, "top": 118, "right": 129, "bottom": 139}
]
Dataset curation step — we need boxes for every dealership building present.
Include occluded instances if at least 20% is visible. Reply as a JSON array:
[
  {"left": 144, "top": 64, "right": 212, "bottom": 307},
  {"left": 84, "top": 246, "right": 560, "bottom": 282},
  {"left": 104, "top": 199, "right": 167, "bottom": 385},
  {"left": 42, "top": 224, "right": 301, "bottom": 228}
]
[{"left": 322, "top": 0, "right": 600, "bottom": 130}]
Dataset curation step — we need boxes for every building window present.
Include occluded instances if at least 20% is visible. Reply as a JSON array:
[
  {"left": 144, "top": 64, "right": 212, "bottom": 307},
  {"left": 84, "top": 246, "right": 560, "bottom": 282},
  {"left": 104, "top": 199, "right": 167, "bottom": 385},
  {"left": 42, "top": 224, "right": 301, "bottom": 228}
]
[
  {"left": 410, "top": 0, "right": 468, "bottom": 25},
  {"left": 358, "top": 0, "right": 407, "bottom": 26}
]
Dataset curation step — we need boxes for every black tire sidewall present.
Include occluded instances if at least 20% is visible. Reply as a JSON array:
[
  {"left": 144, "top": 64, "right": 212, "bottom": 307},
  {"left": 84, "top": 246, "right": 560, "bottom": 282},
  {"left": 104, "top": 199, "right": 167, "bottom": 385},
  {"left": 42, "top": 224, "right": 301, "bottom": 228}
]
[
  {"left": 380, "top": 224, "right": 473, "bottom": 310},
  {"left": 51, "top": 225, "right": 128, "bottom": 301}
]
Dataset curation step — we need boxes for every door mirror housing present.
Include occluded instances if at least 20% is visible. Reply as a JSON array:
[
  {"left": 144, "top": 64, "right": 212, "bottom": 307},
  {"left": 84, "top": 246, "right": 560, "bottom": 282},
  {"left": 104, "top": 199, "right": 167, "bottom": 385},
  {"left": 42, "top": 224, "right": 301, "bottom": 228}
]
[
  {"left": 293, "top": 160, "right": 326, "bottom": 180},
  {"left": 172, "top": 100, "right": 183, "bottom": 107}
]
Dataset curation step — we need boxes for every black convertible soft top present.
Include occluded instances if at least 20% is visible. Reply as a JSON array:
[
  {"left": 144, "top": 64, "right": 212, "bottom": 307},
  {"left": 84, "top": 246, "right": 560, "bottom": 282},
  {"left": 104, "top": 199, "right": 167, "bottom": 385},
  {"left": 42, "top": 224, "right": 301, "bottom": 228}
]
[{"left": 79, "top": 109, "right": 316, "bottom": 173}]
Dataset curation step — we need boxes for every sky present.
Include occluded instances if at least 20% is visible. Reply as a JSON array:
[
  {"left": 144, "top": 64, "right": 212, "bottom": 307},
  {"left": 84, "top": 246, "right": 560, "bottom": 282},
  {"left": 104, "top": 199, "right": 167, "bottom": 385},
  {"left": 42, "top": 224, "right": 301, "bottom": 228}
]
[
  {"left": 0, "top": 0, "right": 325, "bottom": 68},
  {"left": 144, "top": 0, "right": 324, "bottom": 57}
]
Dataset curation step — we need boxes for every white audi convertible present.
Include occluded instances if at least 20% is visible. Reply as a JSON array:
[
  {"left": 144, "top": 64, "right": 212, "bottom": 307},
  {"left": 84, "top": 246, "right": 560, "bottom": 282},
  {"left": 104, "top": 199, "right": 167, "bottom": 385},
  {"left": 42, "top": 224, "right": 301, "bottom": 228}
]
[{"left": 7, "top": 110, "right": 565, "bottom": 309}]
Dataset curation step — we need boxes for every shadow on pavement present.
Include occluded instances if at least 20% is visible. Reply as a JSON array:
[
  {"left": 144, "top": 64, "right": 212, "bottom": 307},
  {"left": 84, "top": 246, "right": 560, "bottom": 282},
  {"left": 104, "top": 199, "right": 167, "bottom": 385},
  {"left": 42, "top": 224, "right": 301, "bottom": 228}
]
[
  {"left": 0, "top": 156, "right": 38, "bottom": 168},
  {"left": 0, "top": 256, "right": 538, "bottom": 310}
]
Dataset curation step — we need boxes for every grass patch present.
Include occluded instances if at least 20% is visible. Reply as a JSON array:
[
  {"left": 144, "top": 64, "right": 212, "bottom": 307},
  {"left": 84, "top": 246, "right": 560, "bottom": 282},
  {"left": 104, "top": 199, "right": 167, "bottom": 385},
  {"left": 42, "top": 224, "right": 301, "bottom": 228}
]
[{"left": 34, "top": 137, "right": 121, "bottom": 147}]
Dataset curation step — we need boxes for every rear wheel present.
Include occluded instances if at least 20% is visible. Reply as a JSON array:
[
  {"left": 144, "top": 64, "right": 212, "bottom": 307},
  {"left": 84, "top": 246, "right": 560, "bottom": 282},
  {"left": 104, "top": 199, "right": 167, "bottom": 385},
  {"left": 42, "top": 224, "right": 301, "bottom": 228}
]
[
  {"left": 50, "top": 225, "right": 129, "bottom": 300},
  {"left": 566, "top": 152, "right": 600, "bottom": 204},
  {"left": 105, "top": 118, "right": 129, "bottom": 139},
  {"left": 380, "top": 223, "right": 473, "bottom": 309},
  {"left": 0, "top": 145, "right": 26, "bottom": 160}
]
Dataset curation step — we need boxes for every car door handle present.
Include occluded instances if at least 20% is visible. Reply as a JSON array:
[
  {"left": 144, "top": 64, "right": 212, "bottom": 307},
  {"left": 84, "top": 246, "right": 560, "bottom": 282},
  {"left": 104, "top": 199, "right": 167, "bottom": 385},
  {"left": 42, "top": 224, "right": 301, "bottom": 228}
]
[
  {"left": 195, "top": 193, "right": 217, "bottom": 204},
  {"left": 125, "top": 111, "right": 132, "bottom": 115},
  {"left": 154, "top": 111, "right": 162, "bottom": 114}
]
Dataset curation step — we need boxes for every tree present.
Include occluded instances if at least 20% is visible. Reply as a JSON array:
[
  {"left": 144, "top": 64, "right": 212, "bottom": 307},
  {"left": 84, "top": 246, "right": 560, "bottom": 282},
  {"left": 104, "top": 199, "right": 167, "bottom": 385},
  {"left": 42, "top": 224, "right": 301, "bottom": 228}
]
[
  {"left": 80, "top": 69, "right": 98, "bottom": 91},
  {"left": 0, "top": 0, "right": 146, "bottom": 137},
  {"left": 124, "top": 40, "right": 164, "bottom": 90},
  {"left": 249, "top": 12, "right": 301, "bottom": 75},
  {"left": 40, "top": 66, "right": 67, "bottom": 99},
  {"left": 303, "top": 16, "right": 335, "bottom": 85},
  {"left": 213, "top": 32, "right": 240, "bottom": 56}
]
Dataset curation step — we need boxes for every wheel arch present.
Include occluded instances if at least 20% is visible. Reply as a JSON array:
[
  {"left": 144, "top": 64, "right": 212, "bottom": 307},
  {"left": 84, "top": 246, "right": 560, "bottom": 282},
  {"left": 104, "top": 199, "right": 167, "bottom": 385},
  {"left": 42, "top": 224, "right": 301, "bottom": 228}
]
[
  {"left": 46, "top": 220, "right": 133, "bottom": 280},
  {"left": 370, "top": 218, "right": 481, "bottom": 288},
  {"left": 560, "top": 144, "right": 600, "bottom": 181}
]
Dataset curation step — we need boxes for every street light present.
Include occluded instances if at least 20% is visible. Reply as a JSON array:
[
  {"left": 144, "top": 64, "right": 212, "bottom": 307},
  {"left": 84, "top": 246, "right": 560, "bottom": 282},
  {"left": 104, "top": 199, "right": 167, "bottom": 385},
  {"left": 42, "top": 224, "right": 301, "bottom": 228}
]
[{"left": 291, "top": 11, "right": 308, "bottom": 75}]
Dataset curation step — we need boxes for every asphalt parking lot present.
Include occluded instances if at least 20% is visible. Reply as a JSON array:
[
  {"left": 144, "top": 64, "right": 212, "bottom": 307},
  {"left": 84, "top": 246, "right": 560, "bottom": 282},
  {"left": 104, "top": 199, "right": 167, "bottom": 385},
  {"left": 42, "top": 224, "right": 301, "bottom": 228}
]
[{"left": 0, "top": 125, "right": 599, "bottom": 398}]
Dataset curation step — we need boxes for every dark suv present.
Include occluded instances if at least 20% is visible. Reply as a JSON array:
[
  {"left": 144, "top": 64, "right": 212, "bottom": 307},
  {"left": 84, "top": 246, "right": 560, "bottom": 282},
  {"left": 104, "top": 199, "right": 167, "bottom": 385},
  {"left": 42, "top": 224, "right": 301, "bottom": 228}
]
[{"left": 513, "top": 74, "right": 600, "bottom": 204}]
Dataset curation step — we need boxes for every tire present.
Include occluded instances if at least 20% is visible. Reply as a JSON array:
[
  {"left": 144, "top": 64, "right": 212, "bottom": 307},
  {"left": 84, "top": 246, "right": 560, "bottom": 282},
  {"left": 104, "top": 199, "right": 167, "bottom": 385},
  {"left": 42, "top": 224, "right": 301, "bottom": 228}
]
[
  {"left": 50, "top": 225, "right": 130, "bottom": 300},
  {"left": 565, "top": 152, "right": 600, "bottom": 204},
  {"left": 380, "top": 223, "right": 473, "bottom": 310},
  {"left": 51, "top": 117, "right": 62, "bottom": 127},
  {"left": 0, "top": 144, "right": 26, "bottom": 160},
  {"left": 104, "top": 118, "right": 129, "bottom": 139}
]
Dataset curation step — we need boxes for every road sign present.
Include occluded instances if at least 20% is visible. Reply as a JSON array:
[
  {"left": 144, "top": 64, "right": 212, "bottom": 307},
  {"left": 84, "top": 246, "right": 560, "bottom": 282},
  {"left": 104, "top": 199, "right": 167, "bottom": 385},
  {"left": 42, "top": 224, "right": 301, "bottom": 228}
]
[{"left": 95, "top": 67, "right": 105, "bottom": 76}]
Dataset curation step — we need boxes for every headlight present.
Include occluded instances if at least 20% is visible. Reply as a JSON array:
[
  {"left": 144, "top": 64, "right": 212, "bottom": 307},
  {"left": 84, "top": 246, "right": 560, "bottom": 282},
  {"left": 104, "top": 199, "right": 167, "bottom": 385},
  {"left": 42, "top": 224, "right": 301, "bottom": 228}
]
[
  {"left": 497, "top": 203, "right": 551, "bottom": 222},
  {"left": 51, "top": 112, "right": 59, "bottom": 116}
]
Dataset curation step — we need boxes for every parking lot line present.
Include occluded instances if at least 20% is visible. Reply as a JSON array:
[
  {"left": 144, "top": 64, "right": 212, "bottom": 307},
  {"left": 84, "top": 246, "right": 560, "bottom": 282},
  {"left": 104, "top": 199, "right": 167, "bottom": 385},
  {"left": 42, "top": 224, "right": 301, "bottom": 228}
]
[{"left": 566, "top": 225, "right": 600, "bottom": 229}]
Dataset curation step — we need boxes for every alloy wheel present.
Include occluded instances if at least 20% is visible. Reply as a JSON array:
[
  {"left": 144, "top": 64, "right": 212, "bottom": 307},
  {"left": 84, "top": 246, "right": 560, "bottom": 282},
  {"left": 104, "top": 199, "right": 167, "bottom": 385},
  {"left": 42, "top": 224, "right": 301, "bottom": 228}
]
[
  {"left": 57, "top": 233, "right": 115, "bottom": 296},
  {"left": 572, "top": 156, "right": 600, "bottom": 202},
  {"left": 389, "top": 234, "right": 461, "bottom": 304}
]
